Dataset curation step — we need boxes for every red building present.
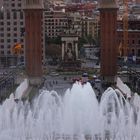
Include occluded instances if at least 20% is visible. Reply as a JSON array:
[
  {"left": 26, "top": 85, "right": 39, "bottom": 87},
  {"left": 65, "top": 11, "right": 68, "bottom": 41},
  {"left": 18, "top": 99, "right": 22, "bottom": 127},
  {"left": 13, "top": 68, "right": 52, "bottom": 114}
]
[
  {"left": 24, "top": 0, "right": 43, "bottom": 77},
  {"left": 99, "top": 0, "right": 118, "bottom": 82},
  {"left": 117, "top": 20, "right": 140, "bottom": 62}
]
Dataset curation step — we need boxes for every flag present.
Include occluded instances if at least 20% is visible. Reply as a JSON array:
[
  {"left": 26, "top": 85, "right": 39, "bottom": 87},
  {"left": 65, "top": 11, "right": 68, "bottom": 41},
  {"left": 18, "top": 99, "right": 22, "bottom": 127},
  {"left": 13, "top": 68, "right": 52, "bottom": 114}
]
[{"left": 11, "top": 43, "right": 22, "bottom": 55}]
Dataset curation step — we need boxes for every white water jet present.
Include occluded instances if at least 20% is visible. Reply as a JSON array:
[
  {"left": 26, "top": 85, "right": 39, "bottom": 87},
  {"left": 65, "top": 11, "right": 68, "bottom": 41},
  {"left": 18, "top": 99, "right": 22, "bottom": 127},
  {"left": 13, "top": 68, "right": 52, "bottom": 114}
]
[
  {"left": 0, "top": 81, "right": 140, "bottom": 140},
  {"left": 14, "top": 79, "right": 29, "bottom": 99},
  {"left": 116, "top": 77, "right": 131, "bottom": 98}
]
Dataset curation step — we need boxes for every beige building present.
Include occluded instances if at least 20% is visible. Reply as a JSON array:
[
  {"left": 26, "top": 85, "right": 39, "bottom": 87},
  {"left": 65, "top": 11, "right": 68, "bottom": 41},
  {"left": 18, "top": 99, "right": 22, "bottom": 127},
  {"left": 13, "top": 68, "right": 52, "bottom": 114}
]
[
  {"left": 0, "top": 0, "right": 45, "bottom": 67},
  {"left": 81, "top": 16, "right": 99, "bottom": 40},
  {"left": 44, "top": 10, "right": 99, "bottom": 41},
  {"left": 44, "top": 10, "right": 68, "bottom": 38},
  {"left": 0, "top": 0, "right": 25, "bottom": 67}
]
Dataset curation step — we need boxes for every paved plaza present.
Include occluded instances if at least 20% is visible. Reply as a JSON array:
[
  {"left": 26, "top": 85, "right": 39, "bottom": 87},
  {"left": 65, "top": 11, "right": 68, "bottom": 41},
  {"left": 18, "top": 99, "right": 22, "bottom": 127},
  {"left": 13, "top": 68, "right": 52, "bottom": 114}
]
[
  {"left": 41, "top": 73, "right": 104, "bottom": 101},
  {"left": 42, "top": 75, "right": 76, "bottom": 96}
]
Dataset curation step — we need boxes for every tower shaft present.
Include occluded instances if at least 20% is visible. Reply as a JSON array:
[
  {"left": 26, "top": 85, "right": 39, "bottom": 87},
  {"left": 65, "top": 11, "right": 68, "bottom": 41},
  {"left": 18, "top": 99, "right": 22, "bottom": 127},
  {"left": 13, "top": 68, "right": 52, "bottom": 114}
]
[
  {"left": 24, "top": 0, "right": 43, "bottom": 77},
  {"left": 24, "top": 9, "right": 43, "bottom": 77},
  {"left": 99, "top": 8, "right": 118, "bottom": 82}
]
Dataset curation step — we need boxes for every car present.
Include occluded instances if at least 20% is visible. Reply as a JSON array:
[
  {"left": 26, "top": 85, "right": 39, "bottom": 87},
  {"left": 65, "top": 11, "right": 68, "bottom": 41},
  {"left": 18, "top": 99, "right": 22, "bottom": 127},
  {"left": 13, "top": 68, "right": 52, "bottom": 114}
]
[
  {"left": 117, "top": 71, "right": 127, "bottom": 74},
  {"left": 9, "top": 65, "right": 16, "bottom": 69},
  {"left": 49, "top": 72, "right": 59, "bottom": 76}
]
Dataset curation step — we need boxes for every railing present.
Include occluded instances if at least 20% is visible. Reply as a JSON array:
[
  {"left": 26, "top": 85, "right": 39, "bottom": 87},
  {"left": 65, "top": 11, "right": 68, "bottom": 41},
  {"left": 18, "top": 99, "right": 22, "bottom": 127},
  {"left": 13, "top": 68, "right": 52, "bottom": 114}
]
[{"left": 0, "top": 71, "right": 16, "bottom": 102}]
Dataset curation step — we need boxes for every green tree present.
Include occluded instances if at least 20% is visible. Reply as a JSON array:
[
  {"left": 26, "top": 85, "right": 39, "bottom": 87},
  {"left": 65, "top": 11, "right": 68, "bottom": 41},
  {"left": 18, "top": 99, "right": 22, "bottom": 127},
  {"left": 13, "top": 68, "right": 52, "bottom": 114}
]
[{"left": 78, "top": 37, "right": 87, "bottom": 49}]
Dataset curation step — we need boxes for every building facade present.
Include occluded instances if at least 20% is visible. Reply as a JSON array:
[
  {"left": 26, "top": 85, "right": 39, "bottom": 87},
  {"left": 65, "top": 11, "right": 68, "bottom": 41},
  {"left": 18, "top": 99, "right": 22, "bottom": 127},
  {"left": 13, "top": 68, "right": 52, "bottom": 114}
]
[
  {"left": 44, "top": 10, "right": 100, "bottom": 40},
  {"left": 0, "top": 0, "right": 45, "bottom": 68},
  {"left": 117, "top": 20, "right": 140, "bottom": 61},
  {"left": 44, "top": 10, "right": 68, "bottom": 38},
  {"left": 0, "top": 0, "right": 25, "bottom": 67}
]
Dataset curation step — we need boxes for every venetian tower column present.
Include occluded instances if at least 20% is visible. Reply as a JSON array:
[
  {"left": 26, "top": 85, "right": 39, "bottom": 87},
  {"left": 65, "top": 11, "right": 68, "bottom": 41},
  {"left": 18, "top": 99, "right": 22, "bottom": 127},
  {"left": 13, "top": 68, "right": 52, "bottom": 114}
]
[
  {"left": 99, "top": 0, "right": 118, "bottom": 83},
  {"left": 136, "top": 0, "right": 140, "bottom": 4},
  {"left": 24, "top": 0, "right": 43, "bottom": 78}
]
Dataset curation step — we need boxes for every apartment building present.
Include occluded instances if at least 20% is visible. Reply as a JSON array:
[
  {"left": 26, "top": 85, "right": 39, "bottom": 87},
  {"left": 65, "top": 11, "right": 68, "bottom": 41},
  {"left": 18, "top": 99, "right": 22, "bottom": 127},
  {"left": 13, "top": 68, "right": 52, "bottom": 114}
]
[
  {"left": 117, "top": 19, "right": 140, "bottom": 61},
  {"left": 44, "top": 9, "right": 100, "bottom": 40},
  {"left": 81, "top": 17, "right": 99, "bottom": 40},
  {"left": 44, "top": 10, "right": 68, "bottom": 38},
  {"left": 0, "top": 0, "right": 46, "bottom": 67},
  {"left": 0, "top": 0, "right": 25, "bottom": 67}
]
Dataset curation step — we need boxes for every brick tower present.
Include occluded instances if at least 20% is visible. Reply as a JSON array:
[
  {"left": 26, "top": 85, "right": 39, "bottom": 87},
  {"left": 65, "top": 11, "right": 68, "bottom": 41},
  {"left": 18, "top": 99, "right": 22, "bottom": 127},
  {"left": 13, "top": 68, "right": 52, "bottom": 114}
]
[
  {"left": 136, "top": 0, "right": 140, "bottom": 4},
  {"left": 24, "top": 0, "right": 43, "bottom": 78},
  {"left": 99, "top": 0, "right": 118, "bottom": 83}
]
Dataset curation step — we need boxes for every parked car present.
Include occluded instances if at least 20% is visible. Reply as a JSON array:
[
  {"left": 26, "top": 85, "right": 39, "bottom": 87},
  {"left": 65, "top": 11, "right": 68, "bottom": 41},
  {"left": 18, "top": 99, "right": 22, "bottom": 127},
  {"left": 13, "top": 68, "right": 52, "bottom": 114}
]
[
  {"left": 49, "top": 72, "right": 59, "bottom": 76},
  {"left": 9, "top": 65, "right": 16, "bottom": 69}
]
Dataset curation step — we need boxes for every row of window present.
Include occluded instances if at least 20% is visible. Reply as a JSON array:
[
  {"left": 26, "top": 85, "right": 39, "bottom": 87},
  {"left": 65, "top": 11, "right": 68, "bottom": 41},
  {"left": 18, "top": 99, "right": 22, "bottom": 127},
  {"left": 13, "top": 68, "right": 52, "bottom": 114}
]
[
  {"left": 46, "top": 29, "right": 61, "bottom": 33},
  {"left": 0, "top": 21, "right": 24, "bottom": 25},
  {"left": 3, "top": 2, "right": 22, "bottom": 8},
  {"left": 0, "top": 38, "right": 24, "bottom": 43},
  {"left": 47, "top": 33, "right": 59, "bottom": 37},
  {"left": 0, "top": 32, "right": 24, "bottom": 36},
  {"left": 0, "top": 27, "right": 24, "bottom": 31},
  {"left": 118, "top": 40, "right": 140, "bottom": 44},
  {"left": 0, "top": 50, "right": 24, "bottom": 55},
  {"left": 45, "top": 19, "right": 68, "bottom": 22},
  {"left": 45, "top": 22, "right": 67, "bottom": 26},
  {"left": 0, "top": 11, "right": 23, "bottom": 20},
  {"left": 118, "top": 34, "right": 140, "bottom": 38}
]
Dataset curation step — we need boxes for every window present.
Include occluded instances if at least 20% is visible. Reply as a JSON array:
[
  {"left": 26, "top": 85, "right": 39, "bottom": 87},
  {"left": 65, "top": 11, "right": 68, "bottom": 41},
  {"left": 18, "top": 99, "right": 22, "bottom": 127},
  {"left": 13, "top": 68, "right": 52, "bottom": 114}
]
[
  {"left": 7, "top": 22, "right": 10, "bottom": 25},
  {"left": 7, "top": 51, "right": 11, "bottom": 54},
  {"left": 18, "top": 3, "right": 21, "bottom": 7},
  {"left": 1, "top": 39, "right": 4, "bottom": 42},
  {"left": 7, "top": 39, "right": 11, "bottom": 43},
  {"left": 20, "top": 39, "right": 24, "bottom": 42},
  {"left": 138, "top": 49, "right": 140, "bottom": 57},
  {"left": 12, "top": 3, "right": 15, "bottom": 7},
  {"left": 20, "top": 21, "right": 23, "bottom": 25},
  {"left": 0, "top": 33, "right": 4, "bottom": 37},
  {"left": 132, "top": 40, "right": 135, "bottom": 44},
  {"left": 13, "top": 12, "right": 17, "bottom": 19},
  {"left": 14, "top": 27, "right": 17, "bottom": 31},
  {"left": 1, "top": 45, "right": 4, "bottom": 49},
  {"left": 1, "top": 51, "right": 4, "bottom": 54},
  {"left": 20, "top": 12, "right": 23, "bottom": 19},
  {"left": 14, "top": 39, "right": 17, "bottom": 42},
  {"left": 14, "top": 33, "right": 17, "bottom": 37},
  {"left": 7, "top": 27, "right": 10, "bottom": 31},
  {"left": 0, "top": 12, "right": 4, "bottom": 19},
  {"left": 7, "top": 33, "right": 11, "bottom": 37},
  {"left": 7, "top": 45, "right": 11, "bottom": 48},
  {"left": 0, "top": 21, "right": 4, "bottom": 25},
  {"left": 13, "top": 22, "right": 17, "bottom": 25},
  {"left": 7, "top": 12, "right": 10, "bottom": 19},
  {"left": 0, "top": 27, "right": 4, "bottom": 31}
]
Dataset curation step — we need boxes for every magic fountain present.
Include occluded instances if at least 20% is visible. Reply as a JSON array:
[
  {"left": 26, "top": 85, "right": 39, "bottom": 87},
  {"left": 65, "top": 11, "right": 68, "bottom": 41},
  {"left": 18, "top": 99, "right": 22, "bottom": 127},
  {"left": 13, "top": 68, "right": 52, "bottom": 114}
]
[{"left": 0, "top": 79, "right": 140, "bottom": 140}]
